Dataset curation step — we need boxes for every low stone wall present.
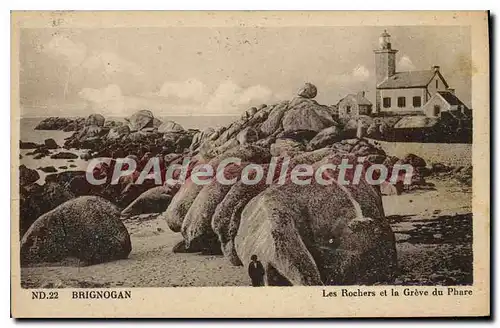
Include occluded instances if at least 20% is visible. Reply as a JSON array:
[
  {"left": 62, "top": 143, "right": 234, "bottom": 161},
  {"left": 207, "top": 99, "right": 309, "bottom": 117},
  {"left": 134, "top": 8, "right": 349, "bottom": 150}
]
[{"left": 369, "top": 139, "right": 472, "bottom": 167}]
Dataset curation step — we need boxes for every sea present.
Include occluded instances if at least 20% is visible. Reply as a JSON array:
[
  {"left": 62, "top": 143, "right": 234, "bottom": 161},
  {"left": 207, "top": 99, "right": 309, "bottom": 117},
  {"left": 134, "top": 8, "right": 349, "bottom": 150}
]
[{"left": 19, "top": 115, "right": 239, "bottom": 184}]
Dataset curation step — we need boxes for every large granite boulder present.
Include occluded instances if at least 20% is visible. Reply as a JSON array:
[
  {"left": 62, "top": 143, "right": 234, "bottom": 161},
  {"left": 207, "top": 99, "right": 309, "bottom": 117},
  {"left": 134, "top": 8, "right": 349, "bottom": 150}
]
[
  {"left": 126, "top": 110, "right": 154, "bottom": 131},
  {"left": 21, "top": 196, "right": 131, "bottom": 266},
  {"left": 121, "top": 186, "right": 173, "bottom": 217},
  {"left": 282, "top": 97, "right": 336, "bottom": 133},
  {"left": 85, "top": 114, "right": 105, "bottom": 127},
  {"left": 297, "top": 82, "right": 317, "bottom": 99},
  {"left": 307, "top": 126, "right": 342, "bottom": 150},
  {"left": 158, "top": 121, "right": 184, "bottom": 133},
  {"left": 234, "top": 163, "right": 397, "bottom": 286}
]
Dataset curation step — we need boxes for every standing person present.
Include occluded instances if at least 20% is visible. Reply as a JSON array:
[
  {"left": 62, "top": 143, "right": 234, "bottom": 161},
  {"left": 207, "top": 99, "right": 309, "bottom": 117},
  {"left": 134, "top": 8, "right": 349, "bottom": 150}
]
[{"left": 248, "top": 254, "right": 265, "bottom": 287}]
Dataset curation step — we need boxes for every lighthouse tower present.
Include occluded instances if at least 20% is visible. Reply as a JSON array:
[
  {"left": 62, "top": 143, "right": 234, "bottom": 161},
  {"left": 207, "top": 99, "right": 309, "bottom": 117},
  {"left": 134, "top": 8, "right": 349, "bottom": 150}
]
[{"left": 374, "top": 30, "right": 398, "bottom": 112}]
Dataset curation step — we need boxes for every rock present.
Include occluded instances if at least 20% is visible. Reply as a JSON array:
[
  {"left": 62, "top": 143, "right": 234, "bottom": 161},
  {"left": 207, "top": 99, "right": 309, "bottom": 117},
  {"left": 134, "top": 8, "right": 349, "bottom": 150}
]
[
  {"left": 161, "top": 177, "right": 205, "bottom": 233},
  {"left": 277, "top": 130, "right": 317, "bottom": 143},
  {"left": 290, "top": 148, "right": 336, "bottom": 166},
  {"left": 297, "top": 82, "right": 317, "bottom": 99},
  {"left": 85, "top": 114, "right": 105, "bottom": 127},
  {"left": 19, "top": 182, "right": 74, "bottom": 236},
  {"left": 39, "top": 166, "right": 57, "bottom": 173},
  {"left": 383, "top": 156, "right": 400, "bottom": 168},
  {"left": 397, "top": 153, "right": 426, "bottom": 169},
  {"left": 33, "top": 154, "right": 46, "bottom": 160},
  {"left": 50, "top": 152, "right": 78, "bottom": 159},
  {"left": 107, "top": 125, "right": 130, "bottom": 140},
  {"left": 104, "top": 120, "right": 123, "bottom": 129},
  {"left": 158, "top": 121, "right": 184, "bottom": 133},
  {"left": 190, "top": 128, "right": 215, "bottom": 152},
  {"left": 307, "top": 126, "right": 342, "bottom": 150},
  {"left": 44, "top": 138, "right": 59, "bottom": 149},
  {"left": 19, "top": 165, "right": 39, "bottom": 186},
  {"left": 234, "top": 178, "right": 397, "bottom": 286},
  {"left": 121, "top": 186, "right": 173, "bottom": 217},
  {"left": 161, "top": 145, "right": 271, "bottom": 233},
  {"left": 236, "top": 127, "right": 259, "bottom": 145},
  {"left": 35, "top": 117, "right": 76, "bottom": 130},
  {"left": 62, "top": 118, "right": 85, "bottom": 132},
  {"left": 180, "top": 164, "right": 245, "bottom": 253},
  {"left": 282, "top": 97, "right": 336, "bottom": 133},
  {"left": 45, "top": 170, "right": 86, "bottom": 185},
  {"left": 366, "top": 154, "right": 387, "bottom": 165},
  {"left": 126, "top": 110, "right": 154, "bottom": 131},
  {"left": 152, "top": 118, "right": 163, "bottom": 128},
  {"left": 259, "top": 101, "right": 289, "bottom": 136},
  {"left": 80, "top": 152, "right": 92, "bottom": 160},
  {"left": 68, "top": 175, "right": 94, "bottom": 196},
  {"left": 69, "top": 164, "right": 77, "bottom": 168},
  {"left": 212, "top": 164, "right": 284, "bottom": 265},
  {"left": 58, "top": 166, "right": 68, "bottom": 170},
  {"left": 21, "top": 196, "right": 131, "bottom": 266},
  {"left": 270, "top": 139, "right": 305, "bottom": 157},
  {"left": 20, "top": 141, "right": 39, "bottom": 149},
  {"left": 431, "top": 163, "right": 450, "bottom": 173}
]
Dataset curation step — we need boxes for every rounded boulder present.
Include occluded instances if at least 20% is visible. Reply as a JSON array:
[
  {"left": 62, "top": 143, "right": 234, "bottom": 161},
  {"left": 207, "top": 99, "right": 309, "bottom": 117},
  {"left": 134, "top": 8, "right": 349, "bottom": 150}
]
[{"left": 21, "top": 196, "right": 132, "bottom": 266}]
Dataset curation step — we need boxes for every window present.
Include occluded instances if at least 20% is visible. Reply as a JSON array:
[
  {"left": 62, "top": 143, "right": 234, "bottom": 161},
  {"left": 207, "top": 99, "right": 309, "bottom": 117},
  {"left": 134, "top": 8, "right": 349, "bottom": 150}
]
[
  {"left": 346, "top": 105, "right": 351, "bottom": 114},
  {"left": 383, "top": 97, "right": 391, "bottom": 108},
  {"left": 436, "top": 79, "right": 439, "bottom": 89},
  {"left": 397, "top": 97, "right": 406, "bottom": 108},
  {"left": 413, "top": 96, "right": 422, "bottom": 107},
  {"left": 433, "top": 105, "right": 441, "bottom": 116}
]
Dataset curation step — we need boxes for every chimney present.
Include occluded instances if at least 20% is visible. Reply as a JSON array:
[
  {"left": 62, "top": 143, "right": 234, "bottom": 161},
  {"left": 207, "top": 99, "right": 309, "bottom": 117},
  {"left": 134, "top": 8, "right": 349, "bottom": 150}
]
[
  {"left": 432, "top": 65, "right": 440, "bottom": 72},
  {"left": 357, "top": 91, "right": 366, "bottom": 98}
]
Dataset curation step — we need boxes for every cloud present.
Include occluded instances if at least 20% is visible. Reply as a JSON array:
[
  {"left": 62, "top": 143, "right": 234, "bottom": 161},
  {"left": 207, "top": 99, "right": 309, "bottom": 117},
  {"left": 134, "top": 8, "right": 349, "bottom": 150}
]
[
  {"left": 158, "top": 78, "right": 208, "bottom": 100},
  {"left": 78, "top": 84, "right": 126, "bottom": 115},
  {"left": 234, "top": 85, "right": 273, "bottom": 106},
  {"left": 152, "top": 79, "right": 275, "bottom": 115},
  {"left": 330, "top": 65, "right": 371, "bottom": 84},
  {"left": 82, "top": 52, "right": 144, "bottom": 77},
  {"left": 398, "top": 55, "right": 416, "bottom": 71},
  {"left": 44, "top": 35, "right": 87, "bottom": 68},
  {"left": 352, "top": 65, "right": 370, "bottom": 81}
]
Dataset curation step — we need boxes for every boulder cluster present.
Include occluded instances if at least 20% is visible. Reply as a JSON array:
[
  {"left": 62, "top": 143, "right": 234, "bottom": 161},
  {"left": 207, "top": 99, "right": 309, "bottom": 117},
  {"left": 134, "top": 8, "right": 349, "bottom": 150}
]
[{"left": 19, "top": 83, "right": 469, "bottom": 284}]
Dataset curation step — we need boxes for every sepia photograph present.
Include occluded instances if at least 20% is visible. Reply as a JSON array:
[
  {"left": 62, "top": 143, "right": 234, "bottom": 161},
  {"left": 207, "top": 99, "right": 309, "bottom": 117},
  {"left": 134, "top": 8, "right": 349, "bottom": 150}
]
[{"left": 10, "top": 11, "right": 489, "bottom": 318}]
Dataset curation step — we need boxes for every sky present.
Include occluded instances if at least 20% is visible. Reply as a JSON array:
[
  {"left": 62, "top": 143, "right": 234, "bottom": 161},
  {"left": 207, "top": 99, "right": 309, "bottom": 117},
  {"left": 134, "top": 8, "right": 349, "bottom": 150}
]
[{"left": 19, "top": 26, "right": 471, "bottom": 117}]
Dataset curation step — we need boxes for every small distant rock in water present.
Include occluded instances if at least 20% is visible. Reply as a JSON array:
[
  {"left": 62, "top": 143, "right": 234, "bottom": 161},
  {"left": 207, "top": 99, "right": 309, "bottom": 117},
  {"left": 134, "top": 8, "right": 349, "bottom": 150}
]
[
  {"left": 44, "top": 138, "right": 59, "bottom": 150},
  {"left": 58, "top": 166, "right": 68, "bottom": 170},
  {"left": 50, "top": 152, "right": 78, "bottom": 159},
  {"left": 35, "top": 117, "right": 84, "bottom": 131},
  {"left": 69, "top": 164, "right": 77, "bottom": 168},
  {"left": 38, "top": 166, "right": 57, "bottom": 173},
  {"left": 20, "top": 141, "right": 39, "bottom": 149},
  {"left": 297, "top": 82, "right": 317, "bottom": 99}
]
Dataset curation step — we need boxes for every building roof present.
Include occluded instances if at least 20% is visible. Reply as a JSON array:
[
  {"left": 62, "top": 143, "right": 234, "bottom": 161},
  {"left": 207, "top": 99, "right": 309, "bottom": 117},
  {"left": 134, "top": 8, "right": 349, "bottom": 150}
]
[
  {"left": 437, "top": 91, "right": 468, "bottom": 108},
  {"left": 377, "top": 70, "right": 439, "bottom": 89},
  {"left": 339, "top": 93, "right": 373, "bottom": 106},
  {"left": 393, "top": 116, "right": 440, "bottom": 129}
]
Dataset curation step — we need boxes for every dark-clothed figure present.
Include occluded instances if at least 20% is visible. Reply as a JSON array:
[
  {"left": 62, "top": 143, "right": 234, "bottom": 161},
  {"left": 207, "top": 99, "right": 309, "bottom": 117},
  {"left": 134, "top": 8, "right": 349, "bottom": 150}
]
[{"left": 248, "top": 254, "right": 265, "bottom": 287}]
